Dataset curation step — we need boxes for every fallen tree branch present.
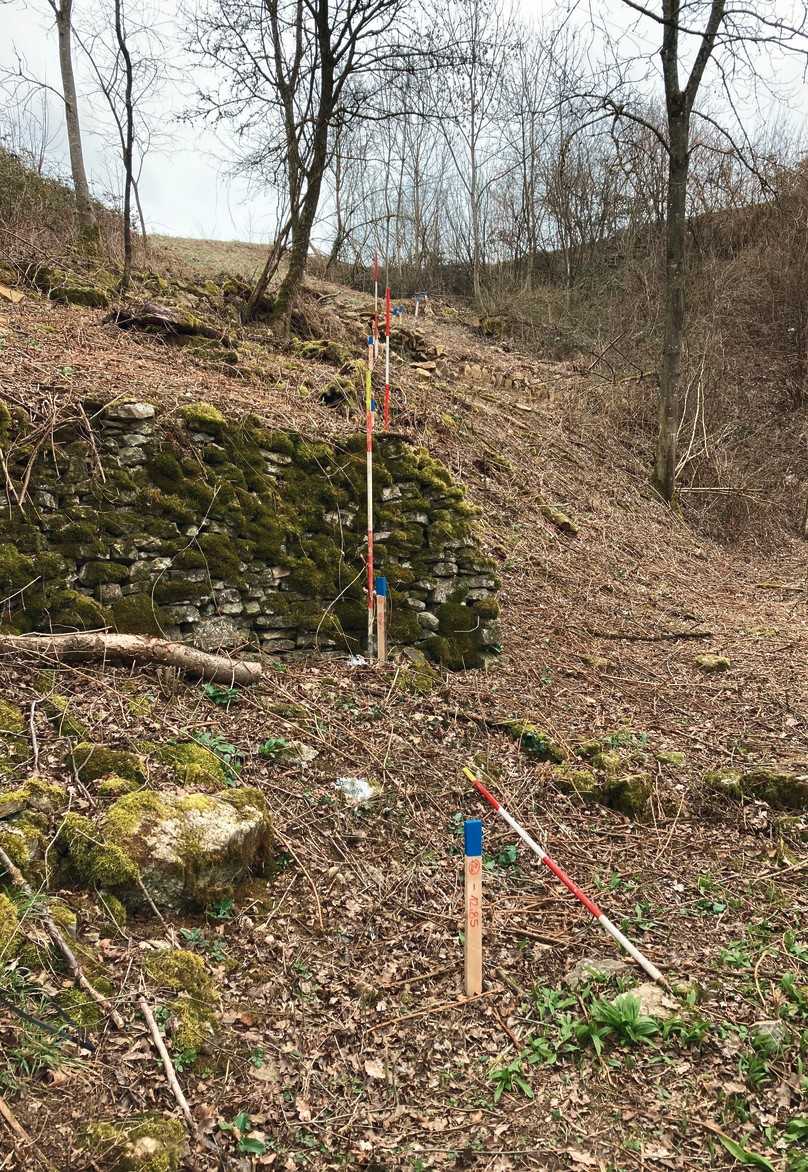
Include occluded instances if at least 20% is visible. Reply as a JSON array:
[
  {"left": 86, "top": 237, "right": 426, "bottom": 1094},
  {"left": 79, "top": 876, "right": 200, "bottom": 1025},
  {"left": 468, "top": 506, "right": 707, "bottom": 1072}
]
[
  {"left": 0, "top": 632, "right": 261, "bottom": 685},
  {"left": 139, "top": 995, "right": 197, "bottom": 1133},
  {"left": 0, "top": 845, "right": 125, "bottom": 1029}
]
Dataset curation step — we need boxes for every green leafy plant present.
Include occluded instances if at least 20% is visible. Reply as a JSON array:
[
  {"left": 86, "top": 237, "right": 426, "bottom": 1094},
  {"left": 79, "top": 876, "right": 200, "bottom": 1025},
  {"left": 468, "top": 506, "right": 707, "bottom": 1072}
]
[
  {"left": 202, "top": 682, "right": 240, "bottom": 707},
  {"left": 484, "top": 844, "right": 518, "bottom": 871},
  {"left": 207, "top": 897, "right": 234, "bottom": 921},
  {"left": 579, "top": 993, "right": 661, "bottom": 1053},
  {"left": 192, "top": 731, "right": 242, "bottom": 781},
  {"left": 715, "top": 1133, "right": 775, "bottom": 1170},
  {"left": 721, "top": 941, "right": 753, "bottom": 970},
  {"left": 173, "top": 1045, "right": 198, "bottom": 1073},
  {"left": 488, "top": 1057, "right": 533, "bottom": 1103},
  {"left": 220, "top": 1111, "right": 270, "bottom": 1156},
  {"left": 258, "top": 736, "right": 290, "bottom": 758}
]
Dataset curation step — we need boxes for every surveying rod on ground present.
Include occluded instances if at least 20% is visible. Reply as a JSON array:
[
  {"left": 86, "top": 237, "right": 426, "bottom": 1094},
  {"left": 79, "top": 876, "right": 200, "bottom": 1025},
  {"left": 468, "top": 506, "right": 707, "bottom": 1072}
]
[
  {"left": 365, "top": 341, "right": 376, "bottom": 660},
  {"left": 464, "top": 767, "right": 666, "bottom": 986},
  {"left": 383, "top": 286, "right": 392, "bottom": 429},
  {"left": 464, "top": 819, "right": 483, "bottom": 996}
]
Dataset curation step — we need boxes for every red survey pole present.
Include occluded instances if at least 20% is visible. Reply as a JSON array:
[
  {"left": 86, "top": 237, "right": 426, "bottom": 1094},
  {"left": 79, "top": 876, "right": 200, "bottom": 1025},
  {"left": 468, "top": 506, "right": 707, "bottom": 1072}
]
[
  {"left": 465, "top": 767, "right": 666, "bottom": 986},
  {"left": 383, "top": 286, "right": 392, "bottom": 429}
]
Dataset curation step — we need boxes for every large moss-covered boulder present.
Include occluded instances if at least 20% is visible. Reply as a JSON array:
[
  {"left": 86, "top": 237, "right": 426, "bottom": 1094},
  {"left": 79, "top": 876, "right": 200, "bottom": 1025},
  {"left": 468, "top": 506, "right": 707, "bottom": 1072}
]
[
  {"left": 604, "top": 774, "right": 652, "bottom": 819},
  {"left": 101, "top": 787, "right": 272, "bottom": 908},
  {"left": 81, "top": 1113, "right": 188, "bottom": 1172}
]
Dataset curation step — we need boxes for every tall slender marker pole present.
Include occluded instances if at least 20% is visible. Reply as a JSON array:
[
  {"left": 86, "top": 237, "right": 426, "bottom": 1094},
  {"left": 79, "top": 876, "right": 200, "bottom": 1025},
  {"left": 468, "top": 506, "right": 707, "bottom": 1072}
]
[
  {"left": 464, "top": 819, "right": 483, "bottom": 996},
  {"left": 383, "top": 286, "right": 392, "bottom": 430},
  {"left": 465, "top": 768, "right": 667, "bottom": 986},
  {"left": 372, "top": 253, "right": 380, "bottom": 362},
  {"left": 365, "top": 342, "right": 375, "bottom": 659},
  {"left": 375, "top": 576, "right": 387, "bottom": 665}
]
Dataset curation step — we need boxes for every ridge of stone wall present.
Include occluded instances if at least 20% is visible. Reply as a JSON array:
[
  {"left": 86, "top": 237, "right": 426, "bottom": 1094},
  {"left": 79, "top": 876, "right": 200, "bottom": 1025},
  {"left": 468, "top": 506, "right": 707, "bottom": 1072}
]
[{"left": 0, "top": 398, "right": 501, "bottom": 668}]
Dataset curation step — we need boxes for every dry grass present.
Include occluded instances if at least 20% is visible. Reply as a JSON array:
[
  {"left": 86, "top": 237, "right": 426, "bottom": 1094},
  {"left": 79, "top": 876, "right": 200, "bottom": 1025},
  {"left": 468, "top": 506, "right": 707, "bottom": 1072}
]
[{"left": 150, "top": 234, "right": 275, "bottom": 280}]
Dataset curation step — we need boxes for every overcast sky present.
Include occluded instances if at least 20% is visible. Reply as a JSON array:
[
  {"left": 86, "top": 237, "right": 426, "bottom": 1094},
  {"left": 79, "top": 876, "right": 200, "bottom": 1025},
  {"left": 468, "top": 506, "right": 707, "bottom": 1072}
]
[{"left": 1, "top": 0, "right": 806, "bottom": 244}]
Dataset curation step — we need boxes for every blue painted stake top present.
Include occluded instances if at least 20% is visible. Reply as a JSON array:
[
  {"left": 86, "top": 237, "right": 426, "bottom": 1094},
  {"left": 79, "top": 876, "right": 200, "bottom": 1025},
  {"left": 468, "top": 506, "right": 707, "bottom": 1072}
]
[
  {"left": 375, "top": 576, "right": 388, "bottom": 598},
  {"left": 464, "top": 818, "right": 483, "bottom": 857}
]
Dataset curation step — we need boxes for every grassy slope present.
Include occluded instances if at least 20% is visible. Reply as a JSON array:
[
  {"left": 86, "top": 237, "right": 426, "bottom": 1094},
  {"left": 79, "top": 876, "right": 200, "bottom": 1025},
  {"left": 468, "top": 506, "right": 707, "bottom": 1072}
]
[
  {"left": 150, "top": 234, "right": 273, "bottom": 279},
  {"left": 0, "top": 266, "right": 806, "bottom": 1170}
]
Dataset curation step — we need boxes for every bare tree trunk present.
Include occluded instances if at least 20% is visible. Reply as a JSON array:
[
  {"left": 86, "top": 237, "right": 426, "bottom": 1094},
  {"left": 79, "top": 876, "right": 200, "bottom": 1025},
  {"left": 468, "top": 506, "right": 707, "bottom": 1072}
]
[
  {"left": 113, "top": 0, "right": 135, "bottom": 292},
  {"left": 655, "top": 111, "right": 689, "bottom": 503},
  {"left": 52, "top": 0, "right": 98, "bottom": 247},
  {"left": 243, "top": 215, "right": 292, "bottom": 321}
]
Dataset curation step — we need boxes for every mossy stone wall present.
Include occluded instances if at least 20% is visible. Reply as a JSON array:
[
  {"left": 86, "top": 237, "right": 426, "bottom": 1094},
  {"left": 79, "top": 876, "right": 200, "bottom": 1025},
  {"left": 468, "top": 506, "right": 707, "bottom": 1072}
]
[{"left": 0, "top": 399, "right": 501, "bottom": 667}]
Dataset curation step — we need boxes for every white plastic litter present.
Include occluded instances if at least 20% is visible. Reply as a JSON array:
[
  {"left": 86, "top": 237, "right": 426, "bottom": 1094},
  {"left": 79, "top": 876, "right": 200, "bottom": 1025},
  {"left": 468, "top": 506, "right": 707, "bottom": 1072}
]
[
  {"left": 347, "top": 654, "right": 367, "bottom": 668},
  {"left": 335, "top": 776, "right": 376, "bottom": 804}
]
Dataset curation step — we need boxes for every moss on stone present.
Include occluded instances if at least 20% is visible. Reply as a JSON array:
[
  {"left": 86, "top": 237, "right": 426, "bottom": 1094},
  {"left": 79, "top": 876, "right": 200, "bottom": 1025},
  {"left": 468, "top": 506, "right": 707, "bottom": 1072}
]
[
  {"left": 143, "top": 948, "right": 219, "bottom": 1053},
  {"left": 0, "top": 819, "right": 45, "bottom": 874},
  {"left": 180, "top": 401, "right": 226, "bottom": 434},
  {"left": 604, "top": 774, "right": 652, "bottom": 818},
  {"left": 42, "top": 693, "right": 88, "bottom": 739},
  {"left": 656, "top": 751, "right": 685, "bottom": 767},
  {"left": 550, "top": 765, "right": 603, "bottom": 801},
  {"left": 60, "top": 813, "right": 141, "bottom": 888},
  {"left": 540, "top": 503, "right": 578, "bottom": 535},
  {"left": 154, "top": 741, "right": 229, "bottom": 788},
  {"left": 0, "top": 699, "right": 24, "bottom": 735},
  {"left": 703, "top": 769, "right": 743, "bottom": 798},
  {"left": 696, "top": 654, "right": 731, "bottom": 674},
  {"left": 505, "top": 721, "right": 565, "bottom": 763},
  {"left": 97, "top": 774, "right": 142, "bottom": 797},
  {"left": 1, "top": 776, "right": 67, "bottom": 814},
  {"left": 70, "top": 743, "right": 148, "bottom": 785},
  {"left": 82, "top": 1113, "right": 187, "bottom": 1172},
  {"left": 740, "top": 767, "right": 807, "bottom": 811},
  {"left": 111, "top": 594, "right": 164, "bottom": 636},
  {"left": 100, "top": 891, "right": 128, "bottom": 930},
  {"left": 0, "top": 892, "right": 21, "bottom": 960}
]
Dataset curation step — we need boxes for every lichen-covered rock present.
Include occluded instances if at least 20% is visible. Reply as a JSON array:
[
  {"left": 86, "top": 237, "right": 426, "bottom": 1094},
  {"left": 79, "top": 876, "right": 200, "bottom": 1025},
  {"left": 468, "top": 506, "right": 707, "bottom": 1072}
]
[
  {"left": 656, "top": 750, "right": 685, "bottom": 767},
  {"left": 151, "top": 741, "right": 229, "bottom": 788},
  {"left": 102, "top": 787, "right": 272, "bottom": 908},
  {"left": 0, "top": 698, "right": 27, "bottom": 773},
  {"left": 540, "top": 503, "right": 578, "bottom": 535},
  {"left": 550, "top": 765, "right": 603, "bottom": 802},
  {"left": 604, "top": 774, "right": 652, "bottom": 818},
  {"left": 695, "top": 654, "right": 731, "bottom": 673},
  {"left": 703, "top": 768, "right": 743, "bottom": 798},
  {"left": 59, "top": 813, "right": 142, "bottom": 888},
  {"left": 740, "top": 767, "right": 807, "bottom": 811},
  {"left": 69, "top": 743, "right": 148, "bottom": 785},
  {"left": 0, "top": 776, "right": 66, "bottom": 818},
  {"left": 82, "top": 1113, "right": 188, "bottom": 1172},
  {"left": 143, "top": 948, "right": 219, "bottom": 1054},
  {"left": 505, "top": 721, "right": 565, "bottom": 763}
]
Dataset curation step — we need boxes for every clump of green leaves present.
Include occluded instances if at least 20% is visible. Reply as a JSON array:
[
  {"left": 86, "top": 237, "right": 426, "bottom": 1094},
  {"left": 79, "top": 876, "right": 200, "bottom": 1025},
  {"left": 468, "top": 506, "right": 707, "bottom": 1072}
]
[
  {"left": 258, "top": 736, "right": 289, "bottom": 758},
  {"left": 219, "top": 1111, "right": 270, "bottom": 1156},
  {"left": 488, "top": 1057, "right": 533, "bottom": 1103},
  {"left": 202, "top": 682, "right": 240, "bottom": 708},
  {"left": 191, "top": 731, "right": 242, "bottom": 781}
]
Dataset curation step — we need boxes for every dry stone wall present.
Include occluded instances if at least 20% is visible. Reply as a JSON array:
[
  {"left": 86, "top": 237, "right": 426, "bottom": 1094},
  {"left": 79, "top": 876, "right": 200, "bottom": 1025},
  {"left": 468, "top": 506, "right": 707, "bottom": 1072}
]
[{"left": 0, "top": 398, "right": 501, "bottom": 668}]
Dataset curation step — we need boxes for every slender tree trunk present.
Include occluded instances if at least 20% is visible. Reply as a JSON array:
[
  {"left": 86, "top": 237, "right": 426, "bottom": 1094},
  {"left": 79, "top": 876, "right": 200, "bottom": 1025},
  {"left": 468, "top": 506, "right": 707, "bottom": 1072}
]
[
  {"left": 243, "top": 216, "right": 292, "bottom": 321},
  {"left": 655, "top": 111, "right": 689, "bottom": 503},
  {"left": 53, "top": 0, "right": 98, "bottom": 248},
  {"left": 114, "top": 0, "right": 135, "bottom": 292}
]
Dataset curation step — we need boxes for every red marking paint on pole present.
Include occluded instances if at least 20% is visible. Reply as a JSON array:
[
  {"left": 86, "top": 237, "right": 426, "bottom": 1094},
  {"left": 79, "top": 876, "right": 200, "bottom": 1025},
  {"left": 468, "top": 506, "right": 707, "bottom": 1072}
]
[
  {"left": 383, "top": 286, "right": 392, "bottom": 429},
  {"left": 464, "top": 767, "right": 666, "bottom": 985}
]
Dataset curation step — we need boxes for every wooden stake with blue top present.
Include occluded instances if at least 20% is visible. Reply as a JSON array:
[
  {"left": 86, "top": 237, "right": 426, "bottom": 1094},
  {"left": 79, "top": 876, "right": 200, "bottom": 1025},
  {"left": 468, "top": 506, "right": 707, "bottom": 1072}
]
[
  {"left": 375, "top": 576, "right": 388, "bottom": 665},
  {"left": 464, "top": 819, "right": 483, "bottom": 996}
]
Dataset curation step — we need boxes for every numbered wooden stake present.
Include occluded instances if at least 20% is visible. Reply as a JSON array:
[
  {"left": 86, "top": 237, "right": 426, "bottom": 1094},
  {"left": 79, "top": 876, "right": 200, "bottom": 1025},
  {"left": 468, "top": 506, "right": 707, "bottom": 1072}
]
[
  {"left": 464, "top": 819, "right": 483, "bottom": 996},
  {"left": 375, "top": 576, "right": 387, "bottom": 665}
]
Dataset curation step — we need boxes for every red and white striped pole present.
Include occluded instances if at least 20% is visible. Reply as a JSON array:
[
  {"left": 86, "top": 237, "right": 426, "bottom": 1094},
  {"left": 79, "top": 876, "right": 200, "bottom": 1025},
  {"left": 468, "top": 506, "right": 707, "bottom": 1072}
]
[
  {"left": 383, "top": 286, "right": 392, "bottom": 430},
  {"left": 372, "top": 253, "right": 380, "bottom": 363},
  {"left": 464, "top": 768, "right": 666, "bottom": 986},
  {"left": 365, "top": 343, "right": 375, "bottom": 659}
]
